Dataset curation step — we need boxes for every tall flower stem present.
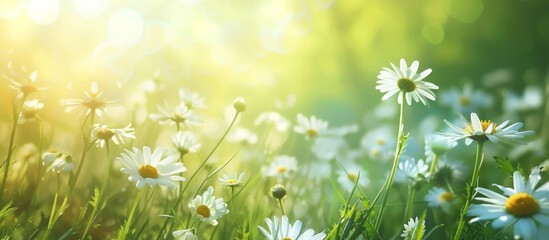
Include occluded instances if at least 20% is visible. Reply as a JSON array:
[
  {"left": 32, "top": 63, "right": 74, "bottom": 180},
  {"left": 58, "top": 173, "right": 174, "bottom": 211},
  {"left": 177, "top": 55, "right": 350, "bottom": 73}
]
[
  {"left": 428, "top": 154, "right": 439, "bottom": 176},
  {"left": 117, "top": 188, "right": 145, "bottom": 240},
  {"left": 1, "top": 93, "right": 26, "bottom": 196},
  {"left": 453, "top": 141, "right": 484, "bottom": 240},
  {"left": 156, "top": 112, "right": 240, "bottom": 239},
  {"left": 82, "top": 141, "right": 111, "bottom": 238},
  {"left": 230, "top": 187, "right": 243, "bottom": 231},
  {"left": 68, "top": 112, "right": 96, "bottom": 196},
  {"left": 403, "top": 186, "right": 416, "bottom": 224},
  {"left": 375, "top": 93, "right": 406, "bottom": 230},
  {"left": 278, "top": 198, "right": 286, "bottom": 216}
]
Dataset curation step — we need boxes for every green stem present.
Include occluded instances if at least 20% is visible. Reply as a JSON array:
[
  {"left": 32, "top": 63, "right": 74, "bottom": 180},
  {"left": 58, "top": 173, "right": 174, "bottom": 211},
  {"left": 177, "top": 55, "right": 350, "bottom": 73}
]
[
  {"left": 375, "top": 93, "right": 406, "bottom": 231},
  {"left": 403, "top": 186, "right": 416, "bottom": 223},
  {"left": 453, "top": 141, "right": 484, "bottom": 240},
  {"left": 1, "top": 93, "right": 26, "bottom": 196},
  {"left": 156, "top": 112, "right": 240, "bottom": 239},
  {"left": 230, "top": 187, "right": 242, "bottom": 232},
  {"left": 118, "top": 188, "right": 145, "bottom": 240},
  {"left": 82, "top": 141, "right": 111, "bottom": 238},
  {"left": 69, "top": 112, "right": 97, "bottom": 196},
  {"left": 428, "top": 154, "right": 439, "bottom": 177},
  {"left": 278, "top": 198, "right": 286, "bottom": 216}
]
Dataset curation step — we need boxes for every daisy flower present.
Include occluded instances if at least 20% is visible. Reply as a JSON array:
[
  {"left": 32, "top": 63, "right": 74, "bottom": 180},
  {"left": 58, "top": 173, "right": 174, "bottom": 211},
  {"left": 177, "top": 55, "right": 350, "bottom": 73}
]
[
  {"left": 262, "top": 155, "right": 298, "bottom": 179},
  {"left": 258, "top": 215, "right": 326, "bottom": 240},
  {"left": 255, "top": 111, "right": 291, "bottom": 132},
  {"left": 172, "top": 131, "right": 201, "bottom": 156},
  {"left": 425, "top": 187, "right": 456, "bottom": 213},
  {"left": 360, "top": 125, "right": 395, "bottom": 161},
  {"left": 42, "top": 152, "right": 74, "bottom": 174},
  {"left": 219, "top": 172, "right": 246, "bottom": 188},
  {"left": 61, "top": 81, "right": 119, "bottom": 117},
  {"left": 188, "top": 186, "right": 229, "bottom": 226},
  {"left": 395, "top": 157, "right": 430, "bottom": 185},
  {"left": 376, "top": 58, "right": 438, "bottom": 105},
  {"left": 117, "top": 146, "right": 186, "bottom": 189},
  {"left": 293, "top": 113, "right": 328, "bottom": 139},
  {"left": 18, "top": 99, "right": 44, "bottom": 124},
  {"left": 90, "top": 124, "right": 135, "bottom": 148},
  {"left": 441, "top": 112, "right": 534, "bottom": 145},
  {"left": 337, "top": 163, "right": 370, "bottom": 192},
  {"left": 149, "top": 102, "right": 201, "bottom": 127},
  {"left": 3, "top": 62, "right": 47, "bottom": 96},
  {"left": 401, "top": 217, "right": 425, "bottom": 240},
  {"left": 468, "top": 167, "right": 549, "bottom": 240},
  {"left": 172, "top": 229, "right": 198, "bottom": 240},
  {"left": 440, "top": 83, "right": 493, "bottom": 114},
  {"left": 179, "top": 88, "right": 206, "bottom": 109},
  {"left": 228, "top": 127, "right": 258, "bottom": 145}
]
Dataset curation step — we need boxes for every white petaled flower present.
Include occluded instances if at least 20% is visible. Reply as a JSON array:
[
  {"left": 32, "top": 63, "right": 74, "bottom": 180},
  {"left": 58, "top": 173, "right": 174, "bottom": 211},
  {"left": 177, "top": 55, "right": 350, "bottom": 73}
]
[
  {"left": 179, "top": 88, "right": 206, "bottom": 109},
  {"left": 376, "top": 58, "right": 438, "bottom": 105},
  {"left": 337, "top": 163, "right": 370, "bottom": 193},
  {"left": 262, "top": 155, "right": 298, "bottom": 179},
  {"left": 42, "top": 152, "right": 74, "bottom": 174},
  {"left": 118, "top": 146, "right": 186, "bottom": 189},
  {"left": 172, "top": 229, "right": 198, "bottom": 240},
  {"left": 425, "top": 187, "right": 456, "bottom": 212},
  {"left": 293, "top": 113, "right": 328, "bottom": 139},
  {"left": 441, "top": 112, "right": 534, "bottom": 145},
  {"left": 90, "top": 124, "right": 135, "bottom": 148},
  {"left": 219, "top": 172, "right": 246, "bottom": 188},
  {"left": 61, "top": 81, "right": 120, "bottom": 117},
  {"left": 188, "top": 186, "right": 229, "bottom": 226},
  {"left": 395, "top": 157, "right": 430, "bottom": 185},
  {"left": 254, "top": 111, "right": 291, "bottom": 132},
  {"left": 401, "top": 217, "right": 425, "bottom": 239},
  {"left": 18, "top": 99, "right": 44, "bottom": 124},
  {"left": 4, "top": 62, "right": 47, "bottom": 96},
  {"left": 172, "top": 131, "right": 201, "bottom": 156},
  {"left": 150, "top": 102, "right": 201, "bottom": 127},
  {"left": 228, "top": 127, "right": 258, "bottom": 145},
  {"left": 424, "top": 134, "right": 457, "bottom": 161},
  {"left": 258, "top": 215, "right": 326, "bottom": 240},
  {"left": 440, "top": 83, "right": 493, "bottom": 114},
  {"left": 360, "top": 125, "right": 395, "bottom": 161},
  {"left": 468, "top": 167, "right": 549, "bottom": 240}
]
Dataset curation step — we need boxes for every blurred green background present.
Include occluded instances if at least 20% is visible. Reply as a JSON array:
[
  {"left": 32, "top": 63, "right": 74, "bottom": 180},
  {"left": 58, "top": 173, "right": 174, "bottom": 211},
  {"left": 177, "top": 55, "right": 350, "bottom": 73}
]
[{"left": 1, "top": 0, "right": 548, "bottom": 130}]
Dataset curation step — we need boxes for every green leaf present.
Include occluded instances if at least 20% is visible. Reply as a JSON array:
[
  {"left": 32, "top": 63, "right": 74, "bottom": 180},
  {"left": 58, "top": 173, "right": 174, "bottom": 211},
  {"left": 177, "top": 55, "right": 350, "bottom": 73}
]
[{"left": 494, "top": 156, "right": 515, "bottom": 177}]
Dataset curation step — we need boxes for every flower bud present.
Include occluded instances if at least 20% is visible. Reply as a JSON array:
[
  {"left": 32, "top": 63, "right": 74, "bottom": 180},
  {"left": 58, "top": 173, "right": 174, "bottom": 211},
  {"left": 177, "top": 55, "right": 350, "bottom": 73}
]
[
  {"left": 271, "top": 184, "right": 287, "bottom": 199},
  {"left": 233, "top": 97, "right": 247, "bottom": 112}
]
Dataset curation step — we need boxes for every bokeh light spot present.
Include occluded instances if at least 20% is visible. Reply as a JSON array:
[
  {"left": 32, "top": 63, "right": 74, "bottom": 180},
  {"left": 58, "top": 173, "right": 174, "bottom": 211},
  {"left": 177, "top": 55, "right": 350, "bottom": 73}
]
[
  {"left": 422, "top": 23, "right": 445, "bottom": 45},
  {"left": 74, "top": 0, "right": 109, "bottom": 19},
  {"left": 450, "top": 0, "right": 483, "bottom": 23},
  {"left": 28, "top": 0, "right": 60, "bottom": 25},
  {"left": 107, "top": 8, "right": 143, "bottom": 47}
]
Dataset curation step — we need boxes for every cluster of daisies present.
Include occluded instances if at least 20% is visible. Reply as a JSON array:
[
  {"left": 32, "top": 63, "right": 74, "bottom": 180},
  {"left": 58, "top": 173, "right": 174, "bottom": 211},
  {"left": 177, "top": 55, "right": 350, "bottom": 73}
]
[{"left": 2, "top": 57, "right": 547, "bottom": 240}]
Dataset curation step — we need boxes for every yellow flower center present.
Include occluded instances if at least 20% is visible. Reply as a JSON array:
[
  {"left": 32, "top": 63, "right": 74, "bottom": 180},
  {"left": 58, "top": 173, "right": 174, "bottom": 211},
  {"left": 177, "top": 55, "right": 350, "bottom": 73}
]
[
  {"left": 138, "top": 164, "right": 159, "bottom": 179},
  {"left": 227, "top": 179, "right": 237, "bottom": 185},
  {"left": 465, "top": 120, "right": 497, "bottom": 134},
  {"left": 196, "top": 204, "right": 211, "bottom": 218},
  {"left": 282, "top": 238, "right": 292, "bottom": 240},
  {"left": 97, "top": 128, "right": 115, "bottom": 141},
  {"left": 397, "top": 78, "right": 416, "bottom": 92},
  {"left": 439, "top": 191, "right": 454, "bottom": 202},
  {"left": 83, "top": 99, "right": 104, "bottom": 110},
  {"left": 505, "top": 192, "right": 539, "bottom": 217},
  {"left": 171, "top": 113, "right": 186, "bottom": 123},
  {"left": 306, "top": 128, "right": 318, "bottom": 138},
  {"left": 23, "top": 109, "right": 37, "bottom": 119},
  {"left": 347, "top": 172, "right": 358, "bottom": 183},
  {"left": 21, "top": 85, "right": 37, "bottom": 95},
  {"left": 459, "top": 96, "right": 471, "bottom": 106},
  {"left": 277, "top": 166, "right": 287, "bottom": 173},
  {"left": 375, "top": 138, "right": 386, "bottom": 145}
]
